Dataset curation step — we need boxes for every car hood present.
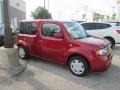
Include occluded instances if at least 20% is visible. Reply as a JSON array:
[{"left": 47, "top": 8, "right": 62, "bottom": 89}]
[{"left": 76, "top": 36, "right": 109, "bottom": 48}]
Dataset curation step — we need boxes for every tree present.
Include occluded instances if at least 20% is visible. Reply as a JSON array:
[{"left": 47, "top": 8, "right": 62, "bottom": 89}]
[
  {"left": 107, "top": 15, "right": 110, "bottom": 20},
  {"left": 31, "top": 6, "right": 52, "bottom": 19},
  {"left": 111, "top": 13, "right": 116, "bottom": 20},
  {"left": 100, "top": 15, "right": 105, "bottom": 21},
  {"left": 92, "top": 12, "right": 100, "bottom": 22},
  {"left": 117, "top": 0, "right": 120, "bottom": 5}
]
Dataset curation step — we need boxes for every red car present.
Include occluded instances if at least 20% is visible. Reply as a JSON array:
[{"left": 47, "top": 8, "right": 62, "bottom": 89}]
[{"left": 17, "top": 20, "right": 113, "bottom": 76}]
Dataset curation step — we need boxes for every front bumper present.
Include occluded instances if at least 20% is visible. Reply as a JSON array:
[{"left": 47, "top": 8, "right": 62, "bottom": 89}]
[{"left": 91, "top": 52, "right": 113, "bottom": 72}]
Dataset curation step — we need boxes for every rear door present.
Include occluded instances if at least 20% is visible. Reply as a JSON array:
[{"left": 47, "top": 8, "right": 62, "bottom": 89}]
[
  {"left": 25, "top": 22, "right": 37, "bottom": 55},
  {"left": 19, "top": 22, "right": 37, "bottom": 56}
]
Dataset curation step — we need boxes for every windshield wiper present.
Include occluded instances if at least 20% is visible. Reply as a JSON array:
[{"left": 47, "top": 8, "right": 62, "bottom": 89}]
[{"left": 74, "top": 37, "right": 83, "bottom": 39}]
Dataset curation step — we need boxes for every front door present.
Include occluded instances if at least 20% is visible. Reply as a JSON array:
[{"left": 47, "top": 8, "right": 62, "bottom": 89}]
[{"left": 40, "top": 22, "right": 67, "bottom": 63}]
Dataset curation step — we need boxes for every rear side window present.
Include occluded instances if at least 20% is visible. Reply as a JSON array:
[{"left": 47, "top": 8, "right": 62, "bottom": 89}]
[
  {"left": 41, "top": 23, "right": 61, "bottom": 37},
  {"left": 26, "top": 23, "right": 37, "bottom": 35},
  {"left": 97, "top": 23, "right": 111, "bottom": 29},
  {"left": 26, "top": 23, "right": 31, "bottom": 34},
  {"left": 20, "top": 22, "right": 25, "bottom": 34},
  {"left": 20, "top": 22, "right": 37, "bottom": 35},
  {"left": 81, "top": 23, "right": 96, "bottom": 30},
  {"left": 81, "top": 23, "right": 111, "bottom": 30}
]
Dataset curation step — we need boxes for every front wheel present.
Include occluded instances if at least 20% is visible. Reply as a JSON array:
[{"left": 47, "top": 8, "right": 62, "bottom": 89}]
[{"left": 68, "top": 56, "right": 89, "bottom": 77}]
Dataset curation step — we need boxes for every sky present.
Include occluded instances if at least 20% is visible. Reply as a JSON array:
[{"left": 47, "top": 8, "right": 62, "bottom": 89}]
[{"left": 24, "top": 0, "right": 118, "bottom": 20}]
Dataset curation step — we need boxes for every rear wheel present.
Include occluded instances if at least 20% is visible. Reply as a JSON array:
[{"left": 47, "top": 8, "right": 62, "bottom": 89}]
[
  {"left": 68, "top": 56, "right": 89, "bottom": 77},
  {"left": 18, "top": 45, "right": 28, "bottom": 59}
]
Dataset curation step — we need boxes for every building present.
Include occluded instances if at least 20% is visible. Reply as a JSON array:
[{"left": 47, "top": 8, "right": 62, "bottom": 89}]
[
  {"left": 117, "top": 0, "right": 120, "bottom": 20},
  {"left": 0, "top": 0, "right": 26, "bottom": 27}
]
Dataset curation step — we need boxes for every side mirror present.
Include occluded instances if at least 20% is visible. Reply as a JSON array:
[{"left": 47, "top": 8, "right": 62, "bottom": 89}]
[{"left": 53, "top": 32, "right": 64, "bottom": 39}]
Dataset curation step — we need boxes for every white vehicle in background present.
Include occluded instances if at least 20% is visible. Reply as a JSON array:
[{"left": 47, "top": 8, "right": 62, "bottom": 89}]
[
  {"left": 108, "top": 21, "right": 120, "bottom": 31},
  {"left": 80, "top": 22, "right": 120, "bottom": 48}
]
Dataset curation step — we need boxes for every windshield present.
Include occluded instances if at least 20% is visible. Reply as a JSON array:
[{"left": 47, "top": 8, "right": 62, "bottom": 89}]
[{"left": 64, "top": 22, "right": 88, "bottom": 39}]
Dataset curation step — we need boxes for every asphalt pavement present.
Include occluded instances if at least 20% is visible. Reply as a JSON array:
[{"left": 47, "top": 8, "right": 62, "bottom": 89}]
[{"left": 0, "top": 45, "right": 120, "bottom": 90}]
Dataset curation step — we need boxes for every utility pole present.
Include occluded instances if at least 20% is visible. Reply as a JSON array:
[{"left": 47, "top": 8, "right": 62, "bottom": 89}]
[
  {"left": 48, "top": 0, "right": 49, "bottom": 11},
  {"left": 75, "top": 10, "right": 78, "bottom": 20},
  {"left": 84, "top": 5, "right": 88, "bottom": 21},
  {"left": 3, "top": 0, "right": 13, "bottom": 48},
  {"left": 112, "top": 6, "right": 115, "bottom": 14},
  {"left": 59, "top": 10, "right": 61, "bottom": 19},
  {"left": 44, "top": 0, "right": 46, "bottom": 19}
]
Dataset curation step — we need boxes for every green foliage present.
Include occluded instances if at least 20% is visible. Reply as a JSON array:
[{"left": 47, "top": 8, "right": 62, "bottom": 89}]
[
  {"left": 107, "top": 15, "right": 110, "bottom": 20},
  {"left": 111, "top": 13, "right": 116, "bottom": 20},
  {"left": 92, "top": 12, "right": 100, "bottom": 21},
  {"left": 92, "top": 12, "right": 111, "bottom": 21},
  {"left": 100, "top": 15, "right": 105, "bottom": 20},
  {"left": 31, "top": 6, "right": 52, "bottom": 19}
]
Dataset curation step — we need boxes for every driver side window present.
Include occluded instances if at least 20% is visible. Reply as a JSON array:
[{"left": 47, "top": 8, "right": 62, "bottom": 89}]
[{"left": 41, "top": 23, "right": 61, "bottom": 37}]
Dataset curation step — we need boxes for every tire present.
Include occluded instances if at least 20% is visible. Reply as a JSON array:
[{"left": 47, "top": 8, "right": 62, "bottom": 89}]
[
  {"left": 18, "top": 45, "right": 28, "bottom": 59},
  {"left": 105, "top": 37, "right": 115, "bottom": 48},
  {"left": 68, "top": 56, "right": 89, "bottom": 77}
]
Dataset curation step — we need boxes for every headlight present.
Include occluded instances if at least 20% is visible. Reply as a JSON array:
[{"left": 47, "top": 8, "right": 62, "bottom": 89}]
[{"left": 96, "top": 47, "right": 108, "bottom": 56}]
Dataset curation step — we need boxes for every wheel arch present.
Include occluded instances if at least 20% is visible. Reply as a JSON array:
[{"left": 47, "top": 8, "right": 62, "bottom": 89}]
[
  {"left": 17, "top": 42, "right": 29, "bottom": 52},
  {"left": 104, "top": 36, "right": 115, "bottom": 44},
  {"left": 67, "top": 54, "right": 91, "bottom": 69},
  {"left": 17, "top": 40, "right": 28, "bottom": 48}
]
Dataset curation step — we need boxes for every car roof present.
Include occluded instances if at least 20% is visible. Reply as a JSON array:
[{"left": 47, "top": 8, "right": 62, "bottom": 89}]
[
  {"left": 80, "top": 22, "right": 111, "bottom": 25},
  {"left": 20, "top": 19, "right": 76, "bottom": 23}
]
